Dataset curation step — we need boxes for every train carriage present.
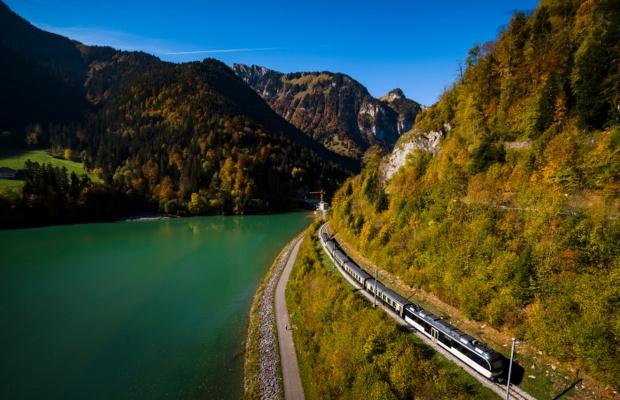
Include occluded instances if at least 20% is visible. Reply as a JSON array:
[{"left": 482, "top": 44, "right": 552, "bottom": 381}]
[
  {"left": 342, "top": 260, "right": 371, "bottom": 286},
  {"left": 332, "top": 249, "right": 348, "bottom": 267},
  {"left": 364, "top": 279, "right": 410, "bottom": 317},
  {"left": 403, "top": 305, "right": 504, "bottom": 380},
  {"left": 325, "top": 240, "right": 337, "bottom": 255},
  {"left": 381, "top": 288, "right": 410, "bottom": 317}
]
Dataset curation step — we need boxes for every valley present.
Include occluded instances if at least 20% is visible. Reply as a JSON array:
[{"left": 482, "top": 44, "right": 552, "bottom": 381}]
[{"left": 0, "top": 0, "right": 618, "bottom": 399}]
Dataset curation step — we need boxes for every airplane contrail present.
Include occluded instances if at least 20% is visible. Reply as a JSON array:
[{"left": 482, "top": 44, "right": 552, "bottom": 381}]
[{"left": 165, "top": 47, "right": 280, "bottom": 55}]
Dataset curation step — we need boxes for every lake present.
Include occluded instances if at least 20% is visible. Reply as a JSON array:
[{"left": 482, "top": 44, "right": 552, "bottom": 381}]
[{"left": 0, "top": 213, "right": 310, "bottom": 399}]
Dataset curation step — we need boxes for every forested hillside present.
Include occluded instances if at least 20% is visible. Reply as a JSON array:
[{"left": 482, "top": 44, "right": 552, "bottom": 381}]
[
  {"left": 77, "top": 59, "right": 350, "bottom": 214},
  {"left": 0, "top": 1, "right": 353, "bottom": 225},
  {"left": 330, "top": 0, "right": 619, "bottom": 387}
]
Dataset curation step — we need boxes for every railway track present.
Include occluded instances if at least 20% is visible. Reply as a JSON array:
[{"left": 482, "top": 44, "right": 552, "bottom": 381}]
[
  {"left": 495, "top": 382, "right": 537, "bottom": 400},
  {"left": 318, "top": 224, "right": 538, "bottom": 400}
]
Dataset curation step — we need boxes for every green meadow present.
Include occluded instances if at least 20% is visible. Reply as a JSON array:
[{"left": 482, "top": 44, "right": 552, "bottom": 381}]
[{"left": 0, "top": 149, "right": 101, "bottom": 193}]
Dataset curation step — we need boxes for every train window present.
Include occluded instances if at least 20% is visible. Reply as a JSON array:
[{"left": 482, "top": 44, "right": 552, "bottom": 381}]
[
  {"left": 411, "top": 314, "right": 428, "bottom": 330},
  {"left": 473, "top": 354, "right": 483, "bottom": 365},
  {"left": 453, "top": 342, "right": 473, "bottom": 361},
  {"left": 438, "top": 332, "right": 452, "bottom": 346}
]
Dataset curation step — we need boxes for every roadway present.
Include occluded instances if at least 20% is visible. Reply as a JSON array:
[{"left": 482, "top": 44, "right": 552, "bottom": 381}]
[{"left": 275, "top": 235, "right": 305, "bottom": 400}]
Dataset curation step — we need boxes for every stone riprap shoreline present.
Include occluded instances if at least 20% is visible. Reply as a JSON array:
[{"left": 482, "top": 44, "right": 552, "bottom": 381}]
[{"left": 244, "top": 233, "right": 304, "bottom": 400}]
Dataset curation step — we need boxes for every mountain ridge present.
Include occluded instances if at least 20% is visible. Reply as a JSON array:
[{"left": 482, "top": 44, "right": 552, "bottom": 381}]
[{"left": 233, "top": 63, "right": 422, "bottom": 158}]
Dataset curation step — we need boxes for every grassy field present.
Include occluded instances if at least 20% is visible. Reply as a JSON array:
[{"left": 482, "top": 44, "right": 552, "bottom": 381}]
[
  {"left": 0, "top": 149, "right": 101, "bottom": 194},
  {"left": 0, "top": 178, "right": 24, "bottom": 193},
  {"left": 0, "top": 149, "right": 95, "bottom": 177}
]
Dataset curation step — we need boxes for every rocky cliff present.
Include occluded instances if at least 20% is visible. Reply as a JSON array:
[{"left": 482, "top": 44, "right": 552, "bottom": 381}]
[{"left": 233, "top": 64, "right": 421, "bottom": 158}]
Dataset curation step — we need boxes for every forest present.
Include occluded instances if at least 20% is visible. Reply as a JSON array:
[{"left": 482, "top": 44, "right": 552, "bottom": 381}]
[{"left": 330, "top": 0, "right": 620, "bottom": 388}]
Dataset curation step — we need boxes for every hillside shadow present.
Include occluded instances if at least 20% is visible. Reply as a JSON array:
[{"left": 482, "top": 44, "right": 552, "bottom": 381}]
[
  {"left": 0, "top": 146, "right": 28, "bottom": 159},
  {"left": 498, "top": 356, "right": 525, "bottom": 385}
]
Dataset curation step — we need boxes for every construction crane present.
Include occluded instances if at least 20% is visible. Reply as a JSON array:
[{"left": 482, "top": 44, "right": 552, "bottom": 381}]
[
  {"left": 309, "top": 190, "right": 328, "bottom": 220},
  {"left": 309, "top": 190, "right": 325, "bottom": 203}
]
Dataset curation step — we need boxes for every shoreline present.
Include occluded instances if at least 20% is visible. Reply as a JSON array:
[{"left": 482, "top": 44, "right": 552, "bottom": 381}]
[
  {"left": 0, "top": 210, "right": 315, "bottom": 231},
  {"left": 243, "top": 230, "right": 307, "bottom": 400}
]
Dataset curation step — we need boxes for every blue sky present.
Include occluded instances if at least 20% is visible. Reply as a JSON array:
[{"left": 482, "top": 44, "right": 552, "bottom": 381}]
[{"left": 7, "top": 0, "right": 538, "bottom": 105}]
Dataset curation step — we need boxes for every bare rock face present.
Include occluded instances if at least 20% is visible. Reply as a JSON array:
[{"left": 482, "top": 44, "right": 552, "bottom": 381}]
[
  {"left": 380, "top": 88, "right": 423, "bottom": 135},
  {"left": 382, "top": 128, "right": 444, "bottom": 181},
  {"left": 233, "top": 64, "right": 421, "bottom": 159}
]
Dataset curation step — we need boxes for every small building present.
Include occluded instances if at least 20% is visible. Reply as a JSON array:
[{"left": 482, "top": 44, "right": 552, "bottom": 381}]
[{"left": 0, "top": 167, "right": 17, "bottom": 179}]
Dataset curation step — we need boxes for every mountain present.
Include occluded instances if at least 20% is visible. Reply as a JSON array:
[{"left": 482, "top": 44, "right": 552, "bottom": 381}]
[
  {"left": 0, "top": 1, "right": 353, "bottom": 221},
  {"left": 330, "top": 0, "right": 619, "bottom": 389},
  {"left": 232, "top": 64, "right": 421, "bottom": 158},
  {"left": 0, "top": 1, "right": 87, "bottom": 134},
  {"left": 379, "top": 88, "right": 422, "bottom": 134}
]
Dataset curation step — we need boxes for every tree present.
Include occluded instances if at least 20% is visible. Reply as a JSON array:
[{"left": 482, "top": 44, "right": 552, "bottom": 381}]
[{"left": 188, "top": 192, "right": 205, "bottom": 215}]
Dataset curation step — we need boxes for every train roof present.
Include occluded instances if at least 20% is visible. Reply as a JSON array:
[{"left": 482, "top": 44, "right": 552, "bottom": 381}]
[
  {"left": 367, "top": 279, "right": 410, "bottom": 305},
  {"left": 366, "top": 278, "right": 386, "bottom": 291},
  {"left": 343, "top": 260, "right": 371, "bottom": 279},
  {"left": 332, "top": 249, "right": 347, "bottom": 261},
  {"left": 382, "top": 287, "right": 410, "bottom": 306}
]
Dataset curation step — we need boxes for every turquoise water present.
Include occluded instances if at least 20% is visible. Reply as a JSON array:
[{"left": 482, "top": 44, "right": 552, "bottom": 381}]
[{"left": 0, "top": 214, "right": 310, "bottom": 399}]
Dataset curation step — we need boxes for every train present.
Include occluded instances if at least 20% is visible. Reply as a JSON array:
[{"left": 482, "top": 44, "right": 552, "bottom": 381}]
[{"left": 319, "top": 226, "right": 505, "bottom": 381}]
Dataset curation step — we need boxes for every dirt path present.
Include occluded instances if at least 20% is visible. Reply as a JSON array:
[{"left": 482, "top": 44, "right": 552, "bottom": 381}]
[{"left": 275, "top": 236, "right": 305, "bottom": 400}]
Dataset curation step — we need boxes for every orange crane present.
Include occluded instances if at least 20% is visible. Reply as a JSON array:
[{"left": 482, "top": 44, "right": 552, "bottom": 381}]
[
  {"left": 309, "top": 190, "right": 325, "bottom": 203},
  {"left": 309, "top": 190, "right": 328, "bottom": 220}
]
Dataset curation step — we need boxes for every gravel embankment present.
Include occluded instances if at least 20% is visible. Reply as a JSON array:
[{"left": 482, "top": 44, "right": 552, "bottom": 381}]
[{"left": 257, "top": 235, "right": 301, "bottom": 400}]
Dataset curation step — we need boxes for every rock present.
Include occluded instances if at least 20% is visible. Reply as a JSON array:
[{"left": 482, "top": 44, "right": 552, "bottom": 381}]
[
  {"left": 528, "top": 375, "right": 536, "bottom": 379},
  {"left": 551, "top": 365, "right": 556, "bottom": 370},
  {"left": 504, "top": 140, "right": 532, "bottom": 150},
  {"left": 382, "top": 130, "right": 443, "bottom": 181},
  {"left": 256, "top": 239, "right": 298, "bottom": 400},
  {"left": 233, "top": 64, "right": 422, "bottom": 159}
]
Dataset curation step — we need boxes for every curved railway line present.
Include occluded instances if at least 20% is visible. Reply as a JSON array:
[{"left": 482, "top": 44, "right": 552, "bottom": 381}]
[{"left": 318, "top": 223, "right": 537, "bottom": 400}]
